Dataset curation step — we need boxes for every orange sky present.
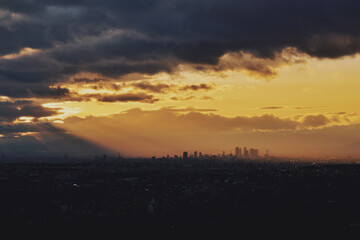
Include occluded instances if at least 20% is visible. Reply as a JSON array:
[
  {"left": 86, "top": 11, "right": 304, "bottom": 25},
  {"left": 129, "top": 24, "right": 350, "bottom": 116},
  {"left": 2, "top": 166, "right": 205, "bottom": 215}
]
[{"left": 32, "top": 51, "right": 360, "bottom": 158}]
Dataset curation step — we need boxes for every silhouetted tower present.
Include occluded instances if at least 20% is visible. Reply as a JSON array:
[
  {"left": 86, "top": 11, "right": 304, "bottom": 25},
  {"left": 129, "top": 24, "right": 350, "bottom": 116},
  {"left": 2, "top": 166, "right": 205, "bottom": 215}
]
[
  {"left": 249, "top": 148, "right": 259, "bottom": 158},
  {"left": 250, "top": 148, "right": 254, "bottom": 158},
  {"left": 243, "top": 147, "right": 249, "bottom": 158},
  {"left": 183, "top": 152, "right": 188, "bottom": 159},
  {"left": 235, "top": 147, "right": 242, "bottom": 158},
  {"left": 194, "top": 151, "right": 198, "bottom": 158}
]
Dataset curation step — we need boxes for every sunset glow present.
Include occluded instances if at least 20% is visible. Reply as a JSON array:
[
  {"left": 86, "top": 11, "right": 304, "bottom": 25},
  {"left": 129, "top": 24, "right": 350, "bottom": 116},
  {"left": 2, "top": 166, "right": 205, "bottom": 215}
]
[{"left": 1, "top": 0, "right": 360, "bottom": 158}]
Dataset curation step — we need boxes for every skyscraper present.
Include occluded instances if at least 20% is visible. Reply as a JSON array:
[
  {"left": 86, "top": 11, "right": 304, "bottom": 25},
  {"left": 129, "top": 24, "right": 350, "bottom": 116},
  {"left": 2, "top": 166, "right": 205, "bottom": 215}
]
[
  {"left": 235, "top": 147, "right": 242, "bottom": 158},
  {"left": 243, "top": 147, "right": 249, "bottom": 158},
  {"left": 250, "top": 148, "right": 254, "bottom": 158},
  {"left": 183, "top": 152, "right": 188, "bottom": 159},
  {"left": 194, "top": 151, "right": 198, "bottom": 158}
]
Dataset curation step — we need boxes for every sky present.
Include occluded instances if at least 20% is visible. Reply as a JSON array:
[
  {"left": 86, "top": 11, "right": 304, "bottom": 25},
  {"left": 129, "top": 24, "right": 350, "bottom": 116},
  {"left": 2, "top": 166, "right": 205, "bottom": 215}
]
[{"left": 1, "top": 0, "right": 360, "bottom": 158}]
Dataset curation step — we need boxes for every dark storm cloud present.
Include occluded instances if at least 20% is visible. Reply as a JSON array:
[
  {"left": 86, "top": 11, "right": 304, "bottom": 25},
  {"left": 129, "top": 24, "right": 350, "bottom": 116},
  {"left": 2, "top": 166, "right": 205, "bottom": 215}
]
[
  {"left": 0, "top": 100, "right": 59, "bottom": 122},
  {"left": 1, "top": 0, "right": 360, "bottom": 97},
  {"left": 0, "top": 81, "right": 70, "bottom": 99},
  {"left": 28, "top": 86, "right": 70, "bottom": 98}
]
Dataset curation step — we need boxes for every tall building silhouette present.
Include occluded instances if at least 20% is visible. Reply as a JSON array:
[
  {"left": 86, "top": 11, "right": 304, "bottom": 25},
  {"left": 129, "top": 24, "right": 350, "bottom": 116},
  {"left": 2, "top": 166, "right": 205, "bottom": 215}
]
[
  {"left": 183, "top": 152, "right": 188, "bottom": 159},
  {"left": 194, "top": 151, "right": 198, "bottom": 158},
  {"left": 235, "top": 147, "right": 242, "bottom": 158},
  {"left": 249, "top": 148, "right": 259, "bottom": 158},
  {"left": 243, "top": 147, "right": 249, "bottom": 158}
]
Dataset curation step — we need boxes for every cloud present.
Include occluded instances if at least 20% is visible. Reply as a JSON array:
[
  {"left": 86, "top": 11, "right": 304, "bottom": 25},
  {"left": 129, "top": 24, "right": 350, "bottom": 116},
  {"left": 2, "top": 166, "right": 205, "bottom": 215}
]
[
  {"left": 0, "top": 122, "right": 64, "bottom": 135},
  {"left": 131, "top": 82, "right": 172, "bottom": 93},
  {"left": 170, "top": 95, "right": 213, "bottom": 101},
  {"left": 72, "top": 77, "right": 107, "bottom": 83},
  {"left": 87, "top": 93, "right": 159, "bottom": 103},
  {"left": 0, "top": 100, "right": 59, "bottom": 123},
  {"left": 27, "top": 86, "right": 70, "bottom": 98},
  {"left": 62, "top": 107, "right": 323, "bottom": 134},
  {"left": 59, "top": 108, "right": 360, "bottom": 157},
  {"left": 301, "top": 114, "right": 330, "bottom": 128},
  {"left": 1, "top": 0, "right": 360, "bottom": 99},
  {"left": 57, "top": 80, "right": 216, "bottom": 103},
  {"left": 179, "top": 83, "right": 214, "bottom": 91},
  {"left": 209, "top": 48, "right": 307, "bottom": 78}
]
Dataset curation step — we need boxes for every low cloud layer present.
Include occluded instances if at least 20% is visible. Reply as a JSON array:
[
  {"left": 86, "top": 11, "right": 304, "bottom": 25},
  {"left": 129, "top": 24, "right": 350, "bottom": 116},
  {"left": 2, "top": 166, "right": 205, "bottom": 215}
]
[
  {"left": 58, "top": 108, "right": 360, "bottom": 157},
  {"left": 58, "top": 81, "right": 216, "bottom": 103}
]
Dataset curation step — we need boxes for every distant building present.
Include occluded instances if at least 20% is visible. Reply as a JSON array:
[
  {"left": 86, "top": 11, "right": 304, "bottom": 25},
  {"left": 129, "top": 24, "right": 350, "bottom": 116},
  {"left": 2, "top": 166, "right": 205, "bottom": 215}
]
[
  {"left": 243, "top": 147, "right": 249, "bottom": 158},
  {"left": 194, "top": 151, "right": 198, "bottom": 158},
  {"left": 250, "top": 148, "right": 254, "bottom": 158},
  {"left": 183, "top": 152, "right": 188, "bottom": 159},
  {"left": 235, "top": 147, "right": 242, "bottom": 158},
  {"left": 199, "top": 152, "right": 202, "bottom": 158},
  {"left": 250, "top": 148, "right": 259, "bottom": 159}
]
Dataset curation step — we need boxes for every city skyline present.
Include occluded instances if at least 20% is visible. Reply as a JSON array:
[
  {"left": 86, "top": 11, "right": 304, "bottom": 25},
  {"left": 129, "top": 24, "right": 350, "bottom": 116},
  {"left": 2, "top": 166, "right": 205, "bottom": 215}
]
[{"left": 178, "top": 146, "right": 262, "bottom": 160}]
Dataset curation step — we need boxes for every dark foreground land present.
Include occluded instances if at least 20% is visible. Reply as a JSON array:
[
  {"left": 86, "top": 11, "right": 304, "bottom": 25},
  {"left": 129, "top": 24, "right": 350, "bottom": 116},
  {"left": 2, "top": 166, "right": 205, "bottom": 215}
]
[{"left": 1, "top": 158, "right": 360, "bottom": 238}]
